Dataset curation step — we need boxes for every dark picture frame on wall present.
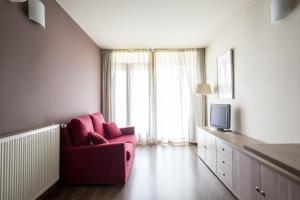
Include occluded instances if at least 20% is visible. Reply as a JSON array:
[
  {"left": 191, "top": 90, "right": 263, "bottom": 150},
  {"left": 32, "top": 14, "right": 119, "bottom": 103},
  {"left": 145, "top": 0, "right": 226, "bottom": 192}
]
[{"left": 217, "top": 49, "right": 234, "bottom": 99}]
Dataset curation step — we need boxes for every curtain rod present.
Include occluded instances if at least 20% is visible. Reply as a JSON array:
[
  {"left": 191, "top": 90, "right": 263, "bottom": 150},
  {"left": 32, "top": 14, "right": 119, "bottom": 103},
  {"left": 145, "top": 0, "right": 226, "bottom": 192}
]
[{"left": 101, "top": 48, "right": 204, "bottom": 52}]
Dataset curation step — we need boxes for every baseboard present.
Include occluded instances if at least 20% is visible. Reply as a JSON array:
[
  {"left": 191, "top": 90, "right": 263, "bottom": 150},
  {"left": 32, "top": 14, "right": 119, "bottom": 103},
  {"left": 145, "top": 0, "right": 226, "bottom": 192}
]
[{"left": 37, "top": 181, "right": 60, "bottom": 200}]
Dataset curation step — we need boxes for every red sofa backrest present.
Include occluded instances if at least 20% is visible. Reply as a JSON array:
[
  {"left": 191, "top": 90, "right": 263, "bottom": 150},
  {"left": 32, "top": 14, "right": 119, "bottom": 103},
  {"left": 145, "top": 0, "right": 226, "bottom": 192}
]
[
  {"left": 71, "top": 115, "right": 94, "bottom": 146},
  {"left": 60, "top": 113, "right": 106, "bottom": 148}
]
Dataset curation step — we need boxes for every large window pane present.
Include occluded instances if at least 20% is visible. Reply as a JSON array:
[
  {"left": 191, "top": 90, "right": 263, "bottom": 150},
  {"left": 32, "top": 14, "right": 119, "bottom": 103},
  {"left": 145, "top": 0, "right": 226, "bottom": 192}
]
[
  {"left": 110, "top": 50, "right": 199, "bottom": 143},
  {"left": 111, "top": 51, "right": 151, "bottom": 140}
]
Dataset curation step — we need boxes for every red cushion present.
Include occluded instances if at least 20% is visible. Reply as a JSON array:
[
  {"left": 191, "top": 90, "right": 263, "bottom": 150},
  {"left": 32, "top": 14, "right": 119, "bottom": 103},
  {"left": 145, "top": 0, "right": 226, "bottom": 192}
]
[
  {"left": 90, "top": 113, "right": 105, "bottom": 137},
  {"left": 108, "top": 134, "right": 137, "bottom": 146},
  {"left": 71, "top": 115, "right": 94, "bottom": 146},
  {"left": 88, "top": 132, "right": 109, "bottom": 145},
  {"left": 103, "top": 122, "right": 122, "bottom": 139}
]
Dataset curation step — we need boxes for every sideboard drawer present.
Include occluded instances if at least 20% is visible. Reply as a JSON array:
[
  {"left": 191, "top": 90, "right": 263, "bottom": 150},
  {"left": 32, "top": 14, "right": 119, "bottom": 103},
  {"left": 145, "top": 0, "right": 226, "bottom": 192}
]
[
  {"left": 217, "top": 152, "right": 232, "bottom": 169},
  {"left": 217, "top": 151, "right": 233, "bottom": 189},
  {"left": 217, "top": 161, "right": 233, "bottom": 188},
  {"left": 216, "top": 139, "right": 233, "bottom": 161}
]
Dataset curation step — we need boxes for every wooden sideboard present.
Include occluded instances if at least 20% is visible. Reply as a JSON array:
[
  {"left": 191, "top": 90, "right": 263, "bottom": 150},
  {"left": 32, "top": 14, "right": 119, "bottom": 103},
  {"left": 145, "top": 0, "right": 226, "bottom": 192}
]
[{"left": 197, "top": 127, "right": 300, "bottom": 200}]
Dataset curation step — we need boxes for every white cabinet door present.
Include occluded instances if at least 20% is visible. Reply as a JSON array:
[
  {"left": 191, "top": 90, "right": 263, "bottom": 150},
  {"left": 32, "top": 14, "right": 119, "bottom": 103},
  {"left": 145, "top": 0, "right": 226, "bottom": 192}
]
[
  {"left": 232, "top": 149, "right": 261, "bottom": 200},
  {"left": 260, "top": 164, "right": 300, "bottom": 200},
  {"left": 197, "top": 128, "right": 206, "bottom": 161},
  {"left": 260, "top": 164, "right": 288, "bottom": 200},
  {"left": 206, "top": 133, "right": 217, "bottom": 172}
]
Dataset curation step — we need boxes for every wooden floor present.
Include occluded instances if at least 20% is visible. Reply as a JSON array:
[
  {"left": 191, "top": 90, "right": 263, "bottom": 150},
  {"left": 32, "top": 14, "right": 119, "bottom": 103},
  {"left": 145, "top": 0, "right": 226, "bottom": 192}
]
[{"left": 47, "top": 145, "right": 236, "bottom": 200}]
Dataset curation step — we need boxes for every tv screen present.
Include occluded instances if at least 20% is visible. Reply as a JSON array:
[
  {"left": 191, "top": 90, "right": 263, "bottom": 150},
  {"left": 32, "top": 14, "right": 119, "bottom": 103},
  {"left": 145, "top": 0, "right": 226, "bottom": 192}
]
[{"left": 210, "top": 104, "right": 231, "bottom": 130}]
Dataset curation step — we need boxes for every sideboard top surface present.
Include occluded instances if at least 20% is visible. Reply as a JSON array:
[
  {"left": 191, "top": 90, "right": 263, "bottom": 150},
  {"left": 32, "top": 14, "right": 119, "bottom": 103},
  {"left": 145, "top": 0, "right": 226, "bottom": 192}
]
[
  {"left": 244, "top": 144, "right": 300, "bottom": 177},
  {"left": 200, "top": 126, "right": 263, "bottom": 150}
]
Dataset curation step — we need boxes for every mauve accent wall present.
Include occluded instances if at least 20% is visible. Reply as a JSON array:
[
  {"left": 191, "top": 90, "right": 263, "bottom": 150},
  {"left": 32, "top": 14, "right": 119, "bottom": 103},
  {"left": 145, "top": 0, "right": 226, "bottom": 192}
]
[{"left": 0, "top": 0, "right": 101, "bottom": 136}]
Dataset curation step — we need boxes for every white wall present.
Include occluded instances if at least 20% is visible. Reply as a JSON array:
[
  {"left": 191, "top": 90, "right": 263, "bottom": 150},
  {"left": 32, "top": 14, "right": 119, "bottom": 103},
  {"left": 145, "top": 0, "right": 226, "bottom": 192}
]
[{"left": 206, "top": 0, "right": 300, "bottom": 143}]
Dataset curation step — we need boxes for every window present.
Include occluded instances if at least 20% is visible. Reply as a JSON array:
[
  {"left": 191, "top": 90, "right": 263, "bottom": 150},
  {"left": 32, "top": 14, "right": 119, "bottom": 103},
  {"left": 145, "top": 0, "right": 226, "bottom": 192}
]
[{"left": 107, "top": 49, "right": 202, "bottom": 144}]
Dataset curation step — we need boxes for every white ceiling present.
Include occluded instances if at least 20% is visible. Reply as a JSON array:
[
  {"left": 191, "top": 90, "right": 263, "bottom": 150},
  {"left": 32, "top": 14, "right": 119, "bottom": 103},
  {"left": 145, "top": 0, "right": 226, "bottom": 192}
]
[{"left": 56, "top": 0, "right": 253, "bottom": 49}]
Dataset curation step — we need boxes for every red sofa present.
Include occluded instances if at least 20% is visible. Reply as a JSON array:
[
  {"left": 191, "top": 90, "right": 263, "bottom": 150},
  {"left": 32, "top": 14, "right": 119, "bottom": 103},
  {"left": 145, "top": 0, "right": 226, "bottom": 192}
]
[{"left": 60, "top": 112, "right": 136, "bottom": 185}]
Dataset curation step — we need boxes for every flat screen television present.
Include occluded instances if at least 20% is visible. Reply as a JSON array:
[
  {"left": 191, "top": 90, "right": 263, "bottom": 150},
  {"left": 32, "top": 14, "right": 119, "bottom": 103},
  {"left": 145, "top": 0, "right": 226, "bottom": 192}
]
[{"left": 210, "top": 104, "right": 231, "bottom": 131}]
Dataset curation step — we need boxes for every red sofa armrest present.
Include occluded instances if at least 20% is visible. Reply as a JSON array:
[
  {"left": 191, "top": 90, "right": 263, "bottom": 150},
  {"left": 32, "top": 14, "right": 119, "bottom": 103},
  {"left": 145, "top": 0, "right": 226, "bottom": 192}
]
[
  {"left": 120, "top": 126, "right": 135, "bottom": 135},
  {"left": 61, "top": 142, "right": 130, "bottom": 184}
]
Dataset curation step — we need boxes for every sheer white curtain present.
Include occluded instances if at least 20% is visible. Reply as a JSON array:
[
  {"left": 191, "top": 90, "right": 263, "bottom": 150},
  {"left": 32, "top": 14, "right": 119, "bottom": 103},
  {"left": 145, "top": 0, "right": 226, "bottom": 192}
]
[
  {"left": 155, "top": 50, "right": 202, "bottom": 143},
  {"left": 103, "top": 49, "right": 204, "bottom": 144},
  {"left": 110, "top": 51, "right": 152, "bottom": 141}
]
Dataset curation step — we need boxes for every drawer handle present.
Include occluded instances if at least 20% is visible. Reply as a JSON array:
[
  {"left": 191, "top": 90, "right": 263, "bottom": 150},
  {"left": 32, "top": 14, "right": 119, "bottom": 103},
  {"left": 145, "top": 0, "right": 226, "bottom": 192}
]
[
  {"left": 255, "top": 187, "right": 260, "bottom": 193},
  {"left": 261, "top": 191, "right": 266, "bottom": 197},
  {"left": 222, "top": 160, "right": 225, "bottom": 164},
  {"left": 222, "top": 148, "right": 225, "bottom": 151},
  {"left": 222, "top": 173, "right": 225, "bottom": 177}
]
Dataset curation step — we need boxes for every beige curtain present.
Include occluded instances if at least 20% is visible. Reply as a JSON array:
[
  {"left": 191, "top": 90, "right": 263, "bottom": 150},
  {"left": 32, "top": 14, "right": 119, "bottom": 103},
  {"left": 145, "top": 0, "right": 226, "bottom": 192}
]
[{"left": 101, "top": 50, "right": 113, "bottom": 121}]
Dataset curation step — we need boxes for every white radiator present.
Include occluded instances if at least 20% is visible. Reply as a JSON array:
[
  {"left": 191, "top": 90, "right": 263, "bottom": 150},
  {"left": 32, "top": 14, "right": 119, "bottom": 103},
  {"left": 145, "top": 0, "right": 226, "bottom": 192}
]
[{"left": 0, "top": 124, "right": 60, "bottom": 200}]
